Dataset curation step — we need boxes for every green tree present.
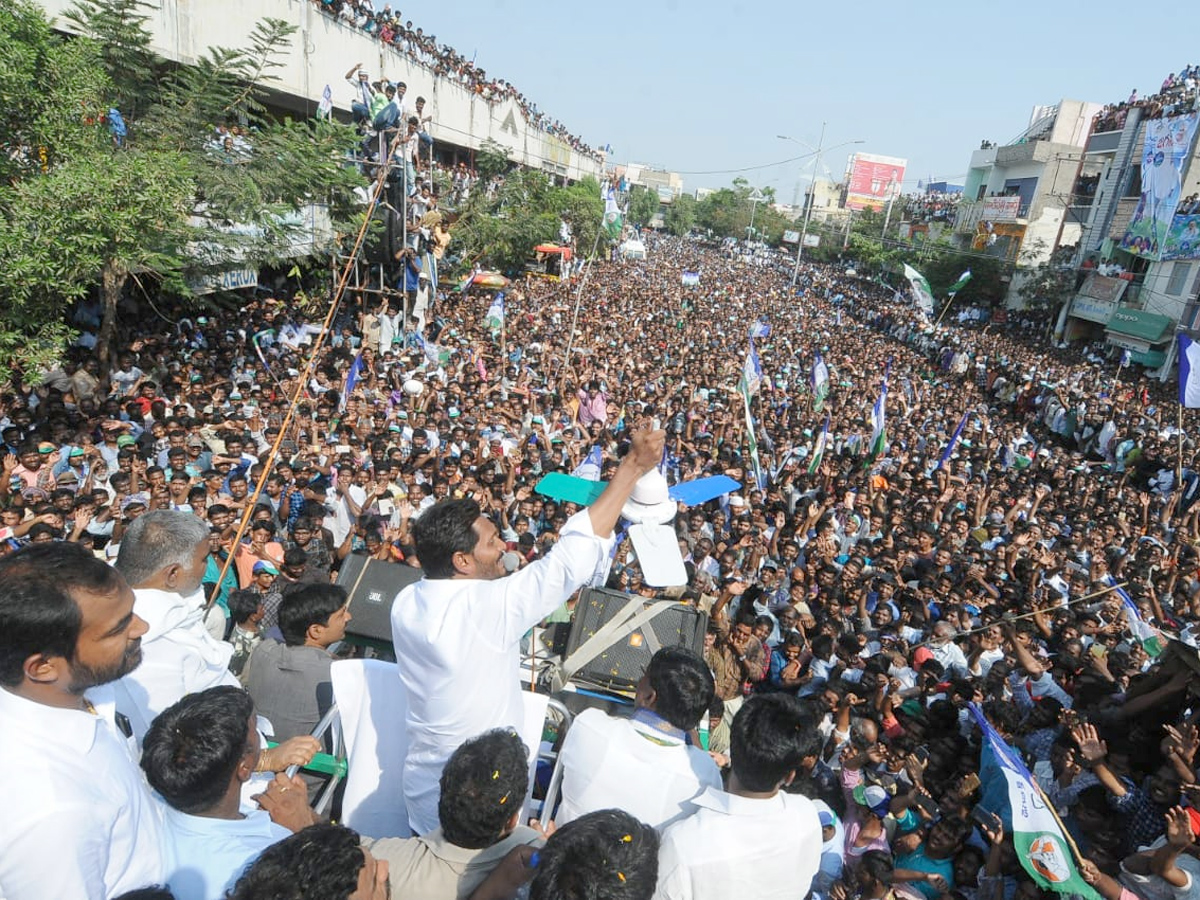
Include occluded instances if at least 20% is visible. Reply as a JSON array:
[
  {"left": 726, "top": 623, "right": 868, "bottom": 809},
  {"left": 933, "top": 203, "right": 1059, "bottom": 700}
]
[
  {"left": 1015, "top": 239, "right": 1075, "bottom": 312},
  {"left": 474, "top": 138, "right": 511, "bottom": 183},
  {"left": 664, "top": 194, "right": 697, "bottom": 237},
  {"left": 628, "top": 185, "right": 660, "bottom": 228},
  {"left": 452, "top": 170, "right": 603, "bottom": 273},
  {"left": 0, "top": 0, "right": 362, "bottom": 368}
]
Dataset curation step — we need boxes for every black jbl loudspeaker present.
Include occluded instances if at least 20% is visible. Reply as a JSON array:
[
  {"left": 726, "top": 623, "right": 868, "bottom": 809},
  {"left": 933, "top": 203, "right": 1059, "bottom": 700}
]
[
  {"left": 336, "top": 555, "right": 424, "bottom": 643},
  {"left": 563, "top": 587, "right": 708, "bottom": 693}
]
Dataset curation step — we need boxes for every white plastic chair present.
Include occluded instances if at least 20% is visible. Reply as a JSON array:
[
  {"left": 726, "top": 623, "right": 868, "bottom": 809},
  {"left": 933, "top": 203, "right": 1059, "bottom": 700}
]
[{"left": 330, "top": 658, "right": 410, "bottom": 839}]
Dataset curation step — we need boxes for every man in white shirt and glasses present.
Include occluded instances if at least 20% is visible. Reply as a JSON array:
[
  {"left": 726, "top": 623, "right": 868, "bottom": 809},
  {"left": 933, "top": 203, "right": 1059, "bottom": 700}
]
[
  {"left": 0, "top": 541, "right": 164, "bottom": 900},
  {"left": 393, "top": 425, "right": 666, "bottom": 834}
]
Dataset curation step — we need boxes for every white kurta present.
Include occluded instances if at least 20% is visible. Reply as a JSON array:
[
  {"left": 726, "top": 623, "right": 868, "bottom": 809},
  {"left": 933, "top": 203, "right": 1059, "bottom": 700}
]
[
  {"left": 391, "top": 509, "right": 613, "bottom": 834},
  {"left": 556, "top": 708, "right": 722, "bottom": 830},
  {"left": 654, "top": 787, "right": 822, "bottom": 900},
  {"left": 0, "top": 684, "right": 165, "bottom": 900},
  {"left": 111, "top": 587, "right": 239, "bottom": 744}
]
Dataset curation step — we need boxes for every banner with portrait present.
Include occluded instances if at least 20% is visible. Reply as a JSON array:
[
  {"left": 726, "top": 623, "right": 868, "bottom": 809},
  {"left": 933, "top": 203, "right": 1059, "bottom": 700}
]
[
  {"left": 1119, "top": 113, "right": 1199, "bottom": 260},
  {"left": 1163, "top": 214, "right": 1200, "bottom": 260}
]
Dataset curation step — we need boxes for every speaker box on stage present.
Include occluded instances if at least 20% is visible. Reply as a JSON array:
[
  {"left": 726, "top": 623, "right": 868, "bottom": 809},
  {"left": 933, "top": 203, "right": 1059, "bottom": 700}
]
[
  {"left": 336, "top": 555, "right": 424, "bottom": 643},
  {"left": 562, "top": 587, "right": 708, "bottom": 693}
]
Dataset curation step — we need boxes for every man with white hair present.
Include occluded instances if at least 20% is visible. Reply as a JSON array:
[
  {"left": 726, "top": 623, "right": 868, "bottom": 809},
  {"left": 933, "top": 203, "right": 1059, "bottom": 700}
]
[
  {"left": 928, "top": 621, "right": 969, "bottom": 679},
  {"left": 110, "top": 510, "right": 236, "bottom": 743}
]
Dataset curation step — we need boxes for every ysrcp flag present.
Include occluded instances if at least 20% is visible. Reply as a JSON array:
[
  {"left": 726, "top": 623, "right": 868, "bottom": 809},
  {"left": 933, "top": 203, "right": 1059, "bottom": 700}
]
[
  {"left": 903, "top": 264, "right": 935, "bottom": 314},
  {"left": 1180, "top": 334, "right": 1200, "bottom": 408},
  {"left": 947, "top": 269, "right": 972, "bottom": 297},
  {"left": 969, "top": 704, "right": 1101, "bottom": 900},
  {"left": 484, "top": 292, "right": 505, "bottom": 331},
  {"left": 741, "top": 342, "right": 763, "bottom": 396},
  {"left": 572, "top": 445, "right": 603, "bottom": 481},
  {"left": 1104, "top": 575, "right": 1163, "bottom": 657},
  {"left": 603, "top": 184, "right": 623, "bottom": 239},
  {"left": 812, "top": 352, "right": 830, "bottom": 412}
]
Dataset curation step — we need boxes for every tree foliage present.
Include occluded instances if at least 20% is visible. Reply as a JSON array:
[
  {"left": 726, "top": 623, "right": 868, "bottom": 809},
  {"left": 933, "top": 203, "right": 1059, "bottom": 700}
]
[
  {"left": 474, "top": 138, "right": 511, "bottom": 184},
  {"left": 0, "top": 0, "right": 362, "bottom": 369},
  {"left": 451, "top": 171, "right": 603, "bottom": 273},
  {"left": 627, "top": 185, "right": 660, "bottom": 227},
  {"left": 664, "top": 194, "right": 697, "bottom": 237},
  {"left": 693, "top": 179, "right": 795, "bottom": 244}
]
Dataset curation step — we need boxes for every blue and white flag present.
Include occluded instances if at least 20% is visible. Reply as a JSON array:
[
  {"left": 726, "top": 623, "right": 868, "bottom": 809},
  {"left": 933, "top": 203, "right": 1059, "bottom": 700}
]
[
  {"left": 318, "top": 84, "right": 333, "bottom": 118},
  {"left": 807, "top": 415, "right": 830, "bottom": 475},
  {"left": 749, "top": 319, "right": 771, "bottom": 339},
  {"left": 741, "top": 342, "right": 763, "bottom": 396},
  {"left": 1104, "top": 575, "right": 1163, "bottom": 657},
  {"left": 1179, "top": 334, "right": 1200, "bottom": 408},
  {"left": 867, "top": 359, "right": 891, "bottom": 463},
  {"left": 681, "top": 271, "right": 701, "bottom": 287},
  {"left": 937, "top": 413, "right": 969, "bottom": 470},
  {"left": 812, "top": 352, "right": 830, "bottom": 412},
  {"left": 572, "top": 445, "right": 603, "bottom": 481},
  {"left": 1120, "top": 349, "right": 1132, "bottom": 368},
  {"left": 340, "top": 351, "right": 364, "bottom": 411},
  {"left": 484, "top": 293, "right": 505, "bottom": 331}
]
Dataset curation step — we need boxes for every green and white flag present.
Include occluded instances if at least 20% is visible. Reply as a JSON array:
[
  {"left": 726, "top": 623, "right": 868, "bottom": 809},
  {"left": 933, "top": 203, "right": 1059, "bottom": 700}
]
[
  {"left": 811, "top": 352, "right": 830, "bottom": 412},
  {"left": 739, "top": 378, "right": 766, "bottom": 491},
  {"left": 483, "top": 293, "right": 505, "bottom": 331},
  {"left": 947, "top": 269, "right": 973, "bottom": 297},
  {"left": 603, "top": 184, "right": 624, "bottom": 240},
  {"left": 969, "top": 704, "right": 1101, "bottom": 900},
  {"left": 807, "top": 415, "right": 830, "bottom": 475},
  {"left": 866, "top": 361, "right": 890, "bottom": 464},
  {"left": 1105, "top": 575, "right": 1163, "bottom": 657},
  {"left": 903, "top": 263, "right": 935, "bottom": 315}
]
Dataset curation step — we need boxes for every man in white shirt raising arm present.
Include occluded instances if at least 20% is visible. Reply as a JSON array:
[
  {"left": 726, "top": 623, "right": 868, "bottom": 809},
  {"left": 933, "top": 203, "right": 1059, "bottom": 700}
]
[{"left": 392, "top": 424, "right": 666, "bottom": 834}]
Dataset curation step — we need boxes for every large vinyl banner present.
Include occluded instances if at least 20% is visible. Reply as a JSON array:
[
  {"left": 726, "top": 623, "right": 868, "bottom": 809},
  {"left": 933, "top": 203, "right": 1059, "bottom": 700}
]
[
  {"left": 1120, "top": 113, "right": 1199, "bottom": 260},
  {"left": 1164, "top": 214, "right": 1200, "bottom": 260},
  {"left": 845, "top": 153, "right": 907, "bottom": 211}
]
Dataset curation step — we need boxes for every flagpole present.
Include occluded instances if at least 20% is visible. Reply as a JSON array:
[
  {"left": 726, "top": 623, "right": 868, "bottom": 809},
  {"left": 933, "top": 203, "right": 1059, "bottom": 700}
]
[
  {"left": 911, "top": 581, "right": 1127, "bottom": 647},
  {"left": 1179, "top": 401, "right": 1184, "bottom": 488},
  {"left": 934, "top": 291, "right": 957, "bottom": 328},
  {"left": 1032, "top": 776, "right": 1086, "bottom": 865}
]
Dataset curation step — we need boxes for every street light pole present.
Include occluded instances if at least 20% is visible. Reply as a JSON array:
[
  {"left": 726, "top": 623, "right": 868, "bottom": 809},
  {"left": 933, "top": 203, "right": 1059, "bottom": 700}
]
[{"left": 791, "top": 122, "right": 825, "bottom": 289}]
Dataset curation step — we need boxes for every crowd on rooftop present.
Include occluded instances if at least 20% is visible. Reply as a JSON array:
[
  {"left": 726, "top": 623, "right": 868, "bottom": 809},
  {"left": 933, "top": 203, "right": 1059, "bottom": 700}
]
[
  {"left": 1093, "top": 64, "right": 1200, "bottom": 133},
  {"left": 312, "top": 0, "right": 603, "bottom": 160}
]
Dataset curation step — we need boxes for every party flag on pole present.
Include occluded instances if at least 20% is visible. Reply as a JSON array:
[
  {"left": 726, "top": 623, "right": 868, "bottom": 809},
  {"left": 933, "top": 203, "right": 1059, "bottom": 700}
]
[
  {"left": 937, "top": 413, "right": 969, "bottom": 470},
  {"left": 1104, "top": 575, "right": 1163, "bottom": 657},
  {"left": 969, "top": 703, "right": 1101, "bottom": 900}
]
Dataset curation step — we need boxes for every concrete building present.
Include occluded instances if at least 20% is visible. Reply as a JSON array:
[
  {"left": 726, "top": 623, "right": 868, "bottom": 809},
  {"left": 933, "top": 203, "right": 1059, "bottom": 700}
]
[
  {"left": 952, "top": 100, "right": 1101, "bottom": 304},
  {"left": 34, "top": 0, "right": 603, "bottom": 183},
  {"left": 1060, "top": 101, "right": 1200, "bottom": 370},
  {"left": 622, "top": 164, "right": 684, "bottom": 202}
]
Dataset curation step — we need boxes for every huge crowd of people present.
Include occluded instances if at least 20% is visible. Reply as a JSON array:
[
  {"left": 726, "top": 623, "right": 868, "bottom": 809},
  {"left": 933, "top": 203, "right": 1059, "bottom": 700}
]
[
  {"left": 314, "top": 0, "right": 602, "bottom": 160},
  {"left": 1093, "top": 64, "right": 1200, "bottom": 133},
  {"left": 6, "top": 229, "right": 1200, "bottom": 900}
]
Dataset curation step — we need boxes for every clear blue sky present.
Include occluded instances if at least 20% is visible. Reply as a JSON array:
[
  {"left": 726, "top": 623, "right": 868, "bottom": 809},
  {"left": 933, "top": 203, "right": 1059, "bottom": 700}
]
[{"left": 409, "top": 1, "right": 1197, "bottom": 196}]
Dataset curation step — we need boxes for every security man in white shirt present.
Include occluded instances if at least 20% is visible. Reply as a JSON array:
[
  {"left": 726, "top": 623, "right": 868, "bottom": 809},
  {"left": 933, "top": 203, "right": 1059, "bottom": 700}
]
[
  {"left": 0, "top": 541, "right": 165, "bottom": 900},
  {"left": 393, "top": 425, "right": 666, "bottom": 834},
  {"left": 557, "top": 646, "right": 722, "bottom": 830},
  {"left": 654, "top": 693, "right": 823, "bottom": 900}
]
